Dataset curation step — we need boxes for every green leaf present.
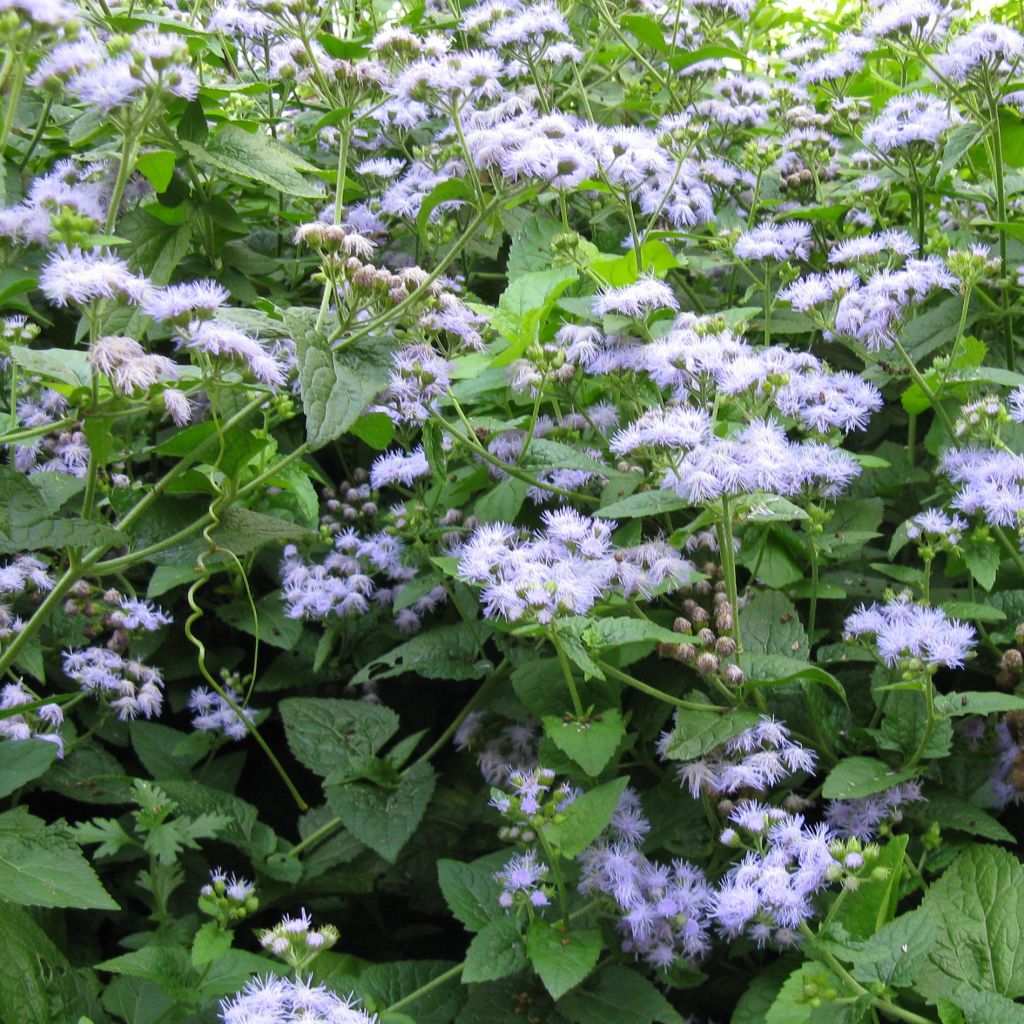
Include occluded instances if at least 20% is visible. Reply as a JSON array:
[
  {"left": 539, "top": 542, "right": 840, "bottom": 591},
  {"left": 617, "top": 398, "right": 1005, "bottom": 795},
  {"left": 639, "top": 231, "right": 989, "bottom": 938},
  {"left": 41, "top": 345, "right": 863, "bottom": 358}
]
[
  {"left": 288, "top": 306, "right": 396, "bottom": 450},
  {"left": 359, "top": 960, "right": 462, "bottom": 1024},
  {"left": 543, "top": 776, "right": 628, "bottom": 858},
  {"left": 541, "top": 710, "right": 625, "bottom": 776},
  {"left": 660, "top": 710, "right": 762, "bottom": 762},
  {"left": 739, "top": 590, "right": 808, "bottom": 659},
  {"left": 0, "top": 808, "right": 119, "bottom": 909},
  {"left": 917, "top": 845, "right": 1024, "bottom": 1000},
  {"left": 181, "top": 123, "right": 323, "bottom": 198},
  {"left": 962, "top": 537, "right": 1001, "bottom": 591},
  {"left": 821, "top": 757, "right": 919, "bottom": 800},
  {"left": 279, "top": 697, "right": 399, "bottom": 776},
  {"left": 475, "top": 476, "right": 529, "bottom": 524},
  {"left": 417, "top": 178, "right": 475, "bottom": 239},
  {"left": 596, "top": 488, "right": 688, "bottom": 519},
  {"left": 507, "top": 216, "right": 565, "bottom": 276},
  {"left": 325, "top": 762, "right": 436, "bottom": 863},
  {"left": 135, "top": 150, "right": 176, "bottom": 192},
  {"left": 525, "top": 921, "right": 602, "bottom": 1001},
  {"left": 498, "top": 266, "right": 578, "bottom": 318},
  {"left": 581, "top": 617, "right": 693, "bottom": 648},
  {"left": 437, "top": 855, "right": 504, "bottom": 932},
  {"left": 842, "top": 909, "right": 938, "bottom": 989},
  {"left": 0, "top": 468, "right": 124, "bottom": 554},
  {"left": 0, "top": 738, "right": 57, "bottom": 798},
  {"left": 765, "top": 964, "right": 858, "bottom": 1024},
  {"left": 350, "top": 623, "right": 493, "bottom": 684},
  {"left": 620, "top": 13, "right": 669, "bottom": 51},
  {"left": 941, "top": 601, "right": 1007, "bottom": 623},
  {"left": 909, "top": 791, "right": 1014, "bottom": 843},
  {"left": 217, "top": 592, "right": 303, "bottom": 649},
  {"left": 192, "top": 921, "right": 233, "bottom": 968},
  {"left": 10, "top": 345, "right": 91, "bottom": 387},
  {"left": 933, "top": 691, "right": 1024, "bottom": 718},
  {"left": 0, "top": 903, "right": 104, "bottom": 1024},
  {"left": 557, "top": 965, "right": 684, "bottom": 1024},
  {"left": 462, "top": 917, "right": 527, "bottom": 983},
  {"left": 210, "top": 506, "right": 313, "bottom": 558},
  {"left": 349, "top": 412, "right": 395, "bottom": 450},
  {"left": 741, "top": 654, "right": 848, "bottom": 705}
]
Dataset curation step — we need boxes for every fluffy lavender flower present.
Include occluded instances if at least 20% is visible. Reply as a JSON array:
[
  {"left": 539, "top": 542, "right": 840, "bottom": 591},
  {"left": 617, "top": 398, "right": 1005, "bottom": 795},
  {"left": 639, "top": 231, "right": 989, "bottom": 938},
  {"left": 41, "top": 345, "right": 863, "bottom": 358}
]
[
  {"left": 829, "top": 230, "right": 917, "bottom": 265},
  {"left": 906, "top": 508, "right": 967, "bottom": 544},
  {"left": 63, "top": 647, "right": 164, "bottom": 720},
  {"left": 111, "top": 597, "right": 172, "bottom": 632},
  {"left": 1008, "top": 385, "right": 1024, "bottom": 424},
  {"left": 662, "top": 716, "right": 817, "bottom": 798},
  {"left": 934, "top": 23, "right": 1024, "bottom": 82},
  {"left": 734, "top": 222, "right": 812, "bottom": 262},
  {"left": 369, "top": 447, "right": 430, "bottom": 489},
  {"left": 940, "top": 447, "right": 1024, "bottom": 528},
  {"left": 775, "top": 370, "right": 883, "bottom": 433},
  {"left": 0, "top": 555, "right": 54, "bottom": 595},
  {"left": 610, "top": 406, "right": 712, "bottom": 454},
  {"left": 862, "top": 94, "right": 959, "bottom": 154},
  {"left": 844, "top": 596, "right": 976, "bottom": 668},
  {"left": 0, "top": 682, "right": 64, "bottom": 757},
  {"left": 865, "top": 0, "right": 949, "bottom": 42},
  {"left": 377, "top": 344, "right": 450, "bottom": 424},
  {"left": 456, "top": 510, "right": 694, "bottom": 624},
  {"left": 825, "top": 783, "right": 925, "bottom": 841},
  {"left": 219, "top": 975, "right": 376, "bottom": 1024},
  {"left": 579, "top": 793, "right": 713, "bottom": 967},
  {"left": 176, "top": 320, "right": 286, "bottom": 388},
  {"left": 593, "top": 277, "right": 679, "bottom": 318},
  {"left": 710, "top": 801, "right": 842, "bottom": 944},
  {"left": 833, "top": 258, "right": 958, "bottom": 349},
  {"left": 495, "top": 850, "right": 551, "bottom": 909},
  {"left": 39, "top": 247, "right": 149, "bottom": 307},
  {"left": 88, "top": 336, "right": 178, "bottom": 394},
  {"left": 188, "top": 685, "right": 256, "bottom": 740},
  {"left": 143, "top": 281, "right": 228, "bottom": 324}
]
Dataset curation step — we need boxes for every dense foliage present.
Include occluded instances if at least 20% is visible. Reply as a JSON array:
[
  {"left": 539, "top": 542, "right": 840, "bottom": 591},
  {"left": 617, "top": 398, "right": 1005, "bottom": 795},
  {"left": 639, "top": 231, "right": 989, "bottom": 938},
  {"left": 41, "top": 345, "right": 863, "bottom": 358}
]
[{"left": 4, "top": 0, "right": 1024, "bottom": 1020}]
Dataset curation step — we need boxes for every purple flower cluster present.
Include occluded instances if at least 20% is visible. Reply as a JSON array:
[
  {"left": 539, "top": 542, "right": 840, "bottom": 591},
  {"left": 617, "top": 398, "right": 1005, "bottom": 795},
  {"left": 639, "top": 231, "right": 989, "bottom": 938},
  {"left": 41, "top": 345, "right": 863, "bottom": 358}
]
[
  {"left": 455, "top": 510, "right": 695, "bottom": 624},
  {"left": 940, "top": 447, "right": 1024, "bottom": 528},
  {"left": 862, "top": 94, "right": 959, "bottom": 154},
  {"left": 495, "top": 849, "right": 551, "bottom": 908},
  {"left": 188, "top": 685, "right": 256, "bottom": 741},
  {"left": 0, "top": 682, "right": 65, "bottom": 756},
  {"left": 711, "top": 801, "right": 847, "bottom": 947},
  {"left": 825, "top": 782, "right": 926, "bottom": 841},
  {"left": 375, "top": 344, "right": 451, "bottom": 425},
  {"left": 660, "top": 716, "right": 818, "bottom": 798},
  {"left": 62, "top": 647, "right": 164, "bottom": 720},
  {"left": 219, "top": 975, "right": 376, "bottom": 1024},
  {"left": 844, "top": 596, "right": 976, "bottom": 668},
  {"left": 579, "top": 790, "right": 713, "bottom": 968},
  {"left": 733, "top": 222, "right": 812, "bottom": 263},
  {"left": 906, "top": 508, "right": 966, "bottom": 545}
]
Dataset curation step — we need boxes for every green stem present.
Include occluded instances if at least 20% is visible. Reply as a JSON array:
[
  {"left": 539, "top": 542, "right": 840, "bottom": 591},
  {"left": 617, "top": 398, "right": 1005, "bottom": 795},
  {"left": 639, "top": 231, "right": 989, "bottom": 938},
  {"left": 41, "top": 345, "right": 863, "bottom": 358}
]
[
  {"left": 717, "top": 497, "right": 742, "bottom": 653},
  {"left": 595, "top": 659, "right": 728, "bottom": 712},
  {"left": 315, "top": 118, "right": 351, "bottom": 333},
  {"left": 551, "top": 631, "right": 585, "bottom": 718},
  {"left": 903, "top": 674, "right": 935, "bottom": 771},
  {"left": 105, "top": 130, "right": 141, "bottom": 234},
  {"left": 0, "top": 58, "right": 25, "bottom": 155},
  {"left": 287, "top": 816, "right": 343, "bottom": 859},
  {"left": 995, "top": 525, "right": 1024, "bottom": 576},
  {"left": 807, "top": 540, "right": 819, "bottom": 641},
  {"left": 889, "top": 336, "right": 955, "bottom": 438}
]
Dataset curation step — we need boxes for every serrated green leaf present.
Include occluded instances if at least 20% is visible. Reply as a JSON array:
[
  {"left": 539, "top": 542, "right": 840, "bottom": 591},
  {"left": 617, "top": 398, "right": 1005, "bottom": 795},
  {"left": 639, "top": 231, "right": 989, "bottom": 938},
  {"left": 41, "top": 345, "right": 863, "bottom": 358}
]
[
  {"left": 739, "top": 590, "right": 809, "bottom": 660},
  {"left": 462, "top": 917, "right": 526, "bottom": 983},
  {"left": 437, "top": 855, "right": 504, "bottom": 932},
  {"left": 359, "top": 960, "right": 462, "bottom": 1024},
  {"left": 933, "top": 692, "right": 1024, "bottom": 718},
  {"left": 279, "top": 697, "right": 399, "bottom": 776},
  {"left": 821, "top": 757, "right": 919, "bottom": 800},
  {"left": 0, "top": 808, "right": 119, "bottom": 909},
  {"left": 0, "top": 739, "right": 57, "bottom": 798},
  {"left": 831, "top": 834, "right": 908, "bottom": 940},
  {"left": 181, "top": 123, "right": 323, "bottom": 198},
  {"left": 351, "top": 623, "right": 493, "bottom": 684},
  {"left": 525, "top": 921, "right": 602, "bottom": 1001},
  {"left": 543, "top": 776, "right": 628, "bottom": 858},
  {"left": 325, "top": 762, "right": 436, "bottom": 862},
  {"left": 557, "top": 965, "right": 684, "bottom": 1024},
  {"left": 660, "top": 710, "right": 761, "bottom": 762},
  {"left": 541, "top": 710, "right": 625, "bottom": 776},
  {"left": 596, "top": 488, "right": 688, "bottom": 519},
  {"left": 288, "top": 307, "right": 396, "bottom": 450}
]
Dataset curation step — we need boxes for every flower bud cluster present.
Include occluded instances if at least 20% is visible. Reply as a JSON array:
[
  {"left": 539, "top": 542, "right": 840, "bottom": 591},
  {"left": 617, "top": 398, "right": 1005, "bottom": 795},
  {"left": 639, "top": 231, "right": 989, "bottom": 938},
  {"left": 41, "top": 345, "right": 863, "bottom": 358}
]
[
  {"left": 258, "top": 910, "right": 339, "bottom": 972},
  {"left": 199, "top": 869, "right": 259, "bottom": 926}
]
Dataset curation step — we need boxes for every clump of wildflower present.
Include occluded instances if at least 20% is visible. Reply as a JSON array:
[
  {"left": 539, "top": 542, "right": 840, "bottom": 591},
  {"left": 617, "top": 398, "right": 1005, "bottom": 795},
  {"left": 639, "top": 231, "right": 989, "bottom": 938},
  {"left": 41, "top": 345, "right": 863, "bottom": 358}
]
[
  {"left": 593, "top": 276, "right": 679, "bottom": 318},
  {"left": 376, "top": 343, "right": 451, "bottom": 424},
  {"left": 659, "top": 716, "right": 817, "bottom": 798},
  {"left": 843, "top": 595, "right": 976, "bottom": 668},
  {"left": 939, "top": 447, "right": 1024, "bottom": 528},
  {"left": 906, "top": 508, "right": 966, "bottom": 547},
  {"left": 579, "top": 790, "right": 713, "bottom": 968},
  {"left": 258, "top": 910, "right": 339, "bottom": 972},
  {"left": 200, "top": 868, "right": 259, "bottom": 924},
  {"left": 862, "top": 93, "right": 959, "bottom": 154},
  {"left": 62, "top": 647, "right": 164, "bottom": 719},
  {"left": 825, "top": 783, "right": 926, "bottom": 841},
  {"left": 495, "top": 849, "right": 553, "bottom": 909},
  {"left": 0, "top": 682, "right": 64, "bottom": 756},
  {"left": 188, "top": 683, "right": 256, "bottom": 740},
  {"left": 711, "top": 800, "right": 877, "bottom": 947},
  {"left": 734, "top": 222, "right": 812, "bottom": 262},
  {"left": 39, "top": 247, "right": 150, "bottom": 308},
  {"left": 219, "top": 976, "right": 376, "bottom": 1024},
  {"left": 456, "top": 510, "right": 695, "bottom": 624}
]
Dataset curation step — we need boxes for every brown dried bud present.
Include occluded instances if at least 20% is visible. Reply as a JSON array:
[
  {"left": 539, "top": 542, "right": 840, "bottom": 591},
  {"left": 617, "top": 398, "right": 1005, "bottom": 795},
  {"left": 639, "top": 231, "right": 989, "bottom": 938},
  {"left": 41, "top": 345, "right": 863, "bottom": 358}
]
[
  {"left": 673, "top": 617, "right": 692, "bottom": 635},
  {"left": 698, "top": 627, "right": 716, "bottom": 647},
  {"left": 1004, "top": 648, "right": 1024, "bottom": 672}
]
